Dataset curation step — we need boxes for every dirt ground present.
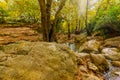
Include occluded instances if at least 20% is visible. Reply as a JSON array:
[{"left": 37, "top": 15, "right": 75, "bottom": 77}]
[
  {"left": 0, "top": 26, "right": 41, "bottom": 45},
  {"left": 0, "top": 24, "right": 76, "bottom": 45}
]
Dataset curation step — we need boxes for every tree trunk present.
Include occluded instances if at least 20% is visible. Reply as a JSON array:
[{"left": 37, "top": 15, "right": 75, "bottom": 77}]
[
  {"left": 85, "top": 0, "right": 91, "bottom": 36},
  {"left": 38, "top": 0, "right": 49, "bottom": 41},
  {"left": 49, "top": 20, "right": 57, "bottom": 42},
  {"left": 68, "top": 22, "right": 70, "bottom": 39},
  {"left": 49, "top": 0, "right": 67, "bottom": 42},
  {"left": 38, "top": 0, "right": 66, "bottom": 42},
  {"left": 46, "top": 0, "right": 54, "bottom": 42}
]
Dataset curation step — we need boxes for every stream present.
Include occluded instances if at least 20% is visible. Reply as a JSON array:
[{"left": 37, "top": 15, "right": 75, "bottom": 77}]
[{"left": 67, "top": 43, "right": 120, "bottom": 80}]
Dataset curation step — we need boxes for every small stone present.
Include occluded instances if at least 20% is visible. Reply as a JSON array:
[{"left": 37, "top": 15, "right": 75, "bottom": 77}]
[
  {"left": 111, "top": 61, "right": 120, "bottom": 67},
  {"left": 104, "top": 37, "right": 120, "bottom": 47},
  {"left": 87, "top": 75, "right": 100, "bottom": 80},
  {"left": 104, "top": 53, "right": 120, "bottom": 61},
  {"left": 88, "top": 62, "right": 98, "bottom": 71},
  {"left": 114, "top": 72, "right": 120, "bottom": 76},
  {"left": 102, "top": 48, "right": 118, "bottom": 55},
  {"left": 79, "top": 66, "right": 88, "bottom": 73}
]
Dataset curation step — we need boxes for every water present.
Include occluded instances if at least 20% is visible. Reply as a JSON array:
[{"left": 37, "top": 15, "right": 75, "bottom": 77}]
[
  {"left": 104, "top": 60, "right": 120, "bottom": 80},
  {"left": 66, "top": 43, "right": 80, "bottom": 52}
]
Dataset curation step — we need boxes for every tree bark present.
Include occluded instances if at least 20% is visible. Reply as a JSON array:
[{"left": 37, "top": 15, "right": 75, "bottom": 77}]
[
  {"left": 68, "top": 22, "right": 71, "bottom": 39},
  {"left": 38, "top": 0, "right": 49, "bottom": 41},
  {"left": 51, "top": 0, "right": 67, "bottom": 41},
  {"left": 46, "top": 0, "right": 53, "bottom": 41},
  {"left": 38, "top": 0, "right": 66, "bottom": 42}
]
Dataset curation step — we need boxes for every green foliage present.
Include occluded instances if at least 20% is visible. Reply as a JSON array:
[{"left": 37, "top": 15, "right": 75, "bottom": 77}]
[
  {"left": 86, "top": 0, "right": 120, "bottom": 37},
  {"left": 94, "top": 4, "right": 120, "bottom": 29},
  {"left": 7, "top": 0, "right": 40, "bottom": 24},
  {"left": 56, "top": 17, "right": 63, "bottom": 32},
  {"left": 0, "top": 7, "right": 8, "bottom": 23},
  {"left": 0, "top": 1, "right": 8, "bottom": 23}
]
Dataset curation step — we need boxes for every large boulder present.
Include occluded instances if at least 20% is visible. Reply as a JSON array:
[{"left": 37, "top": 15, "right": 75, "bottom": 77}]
[
  {"left": 102, "top": 48, "right": 120, "bottom": 61},
  {"left": 103, "top": 37, "right": 120, "bottom": 47},
  {"left": 102, "top": 48, "right": 118, "bottom": 55},
  {"left": 0, "top": 41, "right": 77, "bottom": 80},
  {"left": 90, "top": 54, "right": 109, "bottom": 72},
  {"left": 104, "top": 53, "right": 120, "bottom": 61},
  {"left": 111, "top": 61, "right": 120, "bottom": 67},
  {"left": 79, "top": 40, "right": 101, "bottom": 52}
]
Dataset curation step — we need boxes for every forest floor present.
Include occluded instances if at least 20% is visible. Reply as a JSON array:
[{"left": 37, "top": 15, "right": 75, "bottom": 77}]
[
  {"left": 0, "top": 25, "right": 75, "bottom": 45},
  {"left": 0, "top": 26, "right": 40, "bottom": 45}
]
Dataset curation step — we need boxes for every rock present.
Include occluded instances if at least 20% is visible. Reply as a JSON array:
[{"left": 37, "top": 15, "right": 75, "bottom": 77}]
[
  {"left": 90, "top": 54, "right": 109, "bottom": 72},
  {"left": 76, "top": 72, "right": 104, "bottom": 80},
  {"left": 0, "top": 41, "right": 77, "bottom": 80},
  {"left": 104, "top": 37, "right": 120, "bottom": 47},
  {"left": 77, "top": 53, "right": 109, "bottom": 72},
  {"left": 102, "top": 48, "right": 118, "bottom": 55},
  {"left": 77, "top": 53, "right": 90, "bottom": 59},
  {"left": 82, "top": 74, "right": 101, "bottom": 80},
  {"left": 76, "top": 57, "right": 85, "bottom": 65},
  {"left": 76, "top": 53, "right": 105, "bottom": 80},
  {"left": 88, "top": 62, "right": 98, "bottom": 71},
  {"left": 86, "top": 75, "right": 101, "bottom": 80},
  {"left": 79, "top": 66, "right": 88, "bottom": 73},
  {"left": 113, "top": 71, "right": 120, "bottom": 76},
  {"left": 111, "top": 61, "right": 120, "bottom": 67},
  {"left": 74, "top": 33, "right": 87, "bottom": 43},
  {"left": 102, "top": 48, "right": 120, "bottom": 61},
  {"left": 79, "top": 40, "right": 101, "bottom": 52},
  {"left": 76, "top": 53, "right": 90, "bottom": 65},
  {"left": 104, "top": 53, "right": 120, "bottom": 61}
]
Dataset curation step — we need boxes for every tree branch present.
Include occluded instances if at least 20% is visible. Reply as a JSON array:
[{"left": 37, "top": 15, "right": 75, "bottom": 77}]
[{"left": 55, "top": 0, "right": 67, "bottom": 19}]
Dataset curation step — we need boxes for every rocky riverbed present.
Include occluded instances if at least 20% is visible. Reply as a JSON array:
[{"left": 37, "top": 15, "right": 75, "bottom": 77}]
[{"left": 72, "top": 35, "right": 120, "bottom": 80}]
